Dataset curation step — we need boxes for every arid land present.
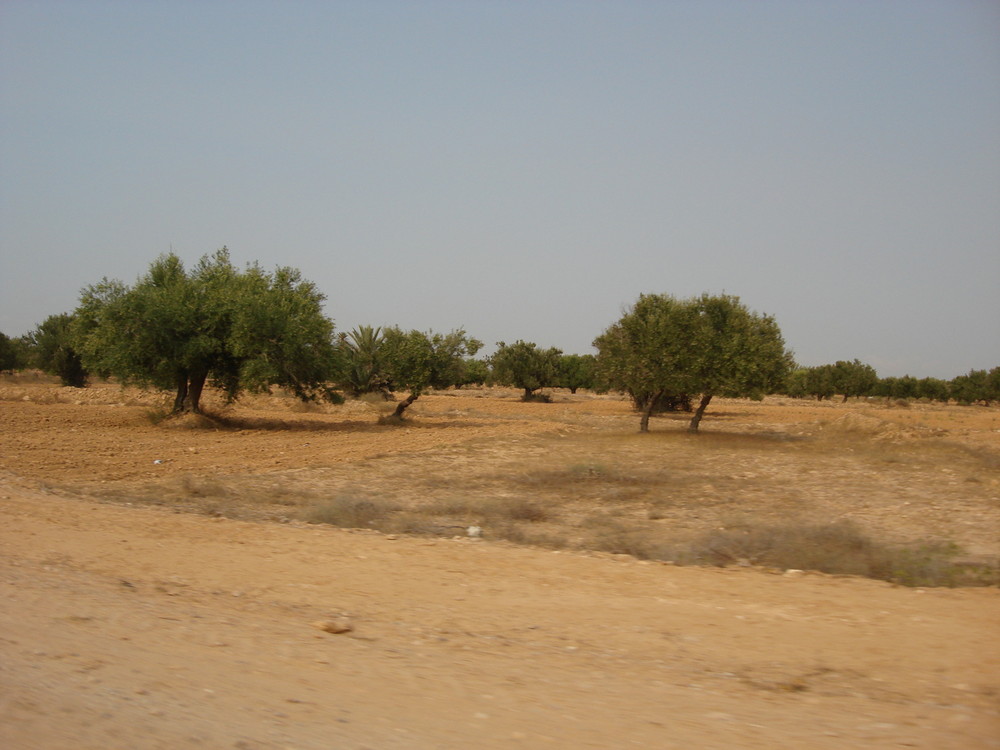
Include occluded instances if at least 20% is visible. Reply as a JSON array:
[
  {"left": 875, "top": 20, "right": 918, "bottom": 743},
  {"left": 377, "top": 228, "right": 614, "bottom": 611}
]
[{"left": 1, "top": 378, "right": 999, "bottom": 749}]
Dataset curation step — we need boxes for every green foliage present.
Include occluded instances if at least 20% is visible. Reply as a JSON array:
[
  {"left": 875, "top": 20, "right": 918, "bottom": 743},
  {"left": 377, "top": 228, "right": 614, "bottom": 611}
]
[
  {"left": 793, "top": 360, "right": 878, "bottom": 402},
  {"left": 830, "top": 359, "right": 878, "bottom": 401},
  {"left": 915, "top": 377, "right": 951, "bottom": 403},
  {"left": 594, "top": 293, "right": 791, "bottom": 431},
  {"left": 457, "top": 357, "right": 490, "bottom": 388},
  {"left": 73, "top": 249, "right": 339, "bottom": 413},
  {"left": 490, "top": 340, "right": 563, "bottom": 400},
  {"left": 28, "top": 313, "right": 89, "bottom": 387},
  {"left": 379, "top": 327, "right": 482, "bottom": 419},
  {"left": 0, "top": 331, "right": 29, "bottom": 373},
  {"left": 804, "top": 364, "right": 836, "bottom": 400},
  {"left": 875, "top": 375, "right": 921, "bottom": 402},
  {"left": 632, "top": 392, "right": 692, "bottom": 413},
  {"left": 336, "top": 325, "right": 389, "bottom": 397},
  {"left": 782, "top": 368, "right": 810, "bottom": 398},
  {"left": 557, "top": 353, "right": 596, "bottom": 393},
  {"left": 950, "top": 367, "right": 1000, "bottom": 406}
]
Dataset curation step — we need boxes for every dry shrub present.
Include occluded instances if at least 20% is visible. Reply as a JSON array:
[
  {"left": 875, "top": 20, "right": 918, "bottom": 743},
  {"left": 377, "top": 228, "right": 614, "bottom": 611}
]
[
  {"left": 418, "top": 496, "right": 550, "bottom": 523},
  {"left": 303, "top": 494, "right": 398, "bottom": 529},
  {"left": 179, "top": 475, "right": 229, "bottom": 497},
  {"left": 490, "top": 523, "right": 569, "bottom": 549},
  {"left": 589, "top": 520, "right": 679, "bottom": 560},
  {"left": 577, "top": 515, "right": 999, "bottom": 587},
  {"left": 482, "top": 497, "right": 551, "bottom": 522},
  {"left": 688, "top": 520, "right": 999, "bottom": 587}
]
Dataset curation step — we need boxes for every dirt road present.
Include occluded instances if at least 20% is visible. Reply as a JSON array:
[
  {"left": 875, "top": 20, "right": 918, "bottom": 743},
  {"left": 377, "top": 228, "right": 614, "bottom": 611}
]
[{"left": 2, "top": 479, "right": 998, "bottom": 749}]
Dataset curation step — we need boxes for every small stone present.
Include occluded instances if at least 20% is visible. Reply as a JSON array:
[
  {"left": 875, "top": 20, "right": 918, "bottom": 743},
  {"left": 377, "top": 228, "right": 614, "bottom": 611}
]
[
  {"left": 313, "top": 618, "right": 353, "bottom": 634},
  {"left": 784, "top": 569, "right": 805, "bottom": 577}
]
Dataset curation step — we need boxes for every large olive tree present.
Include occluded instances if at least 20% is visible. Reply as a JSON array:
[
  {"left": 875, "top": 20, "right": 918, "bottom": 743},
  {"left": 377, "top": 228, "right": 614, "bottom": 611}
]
[
  {"left": 594, "top": 293, "right": 792, "bottom": 431},
  {"left": 379, "top": 327, "right": 482, "bottom": 420},
  {"left": 490, "top": 340, "right": 562, "bottom": 401},
  {"left": 74, "top": 249, "right": 339, "bottom": 414}
]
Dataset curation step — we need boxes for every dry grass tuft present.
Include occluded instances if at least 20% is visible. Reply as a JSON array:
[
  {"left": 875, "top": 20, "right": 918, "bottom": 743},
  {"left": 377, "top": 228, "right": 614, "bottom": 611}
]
[{"left": 303, "top": 494, "right": 399, "bottom": 529}]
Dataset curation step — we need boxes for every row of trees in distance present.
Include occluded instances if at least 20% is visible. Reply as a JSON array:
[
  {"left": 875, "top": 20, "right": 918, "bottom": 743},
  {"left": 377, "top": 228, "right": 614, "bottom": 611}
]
[
  {"left": 1, "top": 251, "right": 997, "bottom": 430},
  {"left": 784, "top": 359, "right": 1000, "bottom": 406}
]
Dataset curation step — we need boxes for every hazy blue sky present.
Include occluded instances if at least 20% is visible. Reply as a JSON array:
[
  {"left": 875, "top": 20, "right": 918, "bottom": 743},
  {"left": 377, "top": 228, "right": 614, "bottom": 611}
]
[{"left": 2, "top": 1, "right": 998, "bottom": 379}]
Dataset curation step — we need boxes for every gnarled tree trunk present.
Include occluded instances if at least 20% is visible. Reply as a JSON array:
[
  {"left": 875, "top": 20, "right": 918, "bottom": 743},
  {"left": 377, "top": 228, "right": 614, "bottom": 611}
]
[
  {"left": 639, "top": 390, "right": 664, "bottom": 433},
  {"left": 389, "top": 392, "right": 419, "bottom": 420},
  {"left": 688, "top": 393, "right": 713, "bottom": 432},
  {"left": 172, "top": 368, "right": 208, "bottom": 414}
]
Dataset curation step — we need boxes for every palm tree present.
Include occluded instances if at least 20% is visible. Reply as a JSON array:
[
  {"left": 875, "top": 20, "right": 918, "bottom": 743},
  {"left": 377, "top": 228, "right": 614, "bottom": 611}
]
[{"left": 338, "top": 325, "right": 390, "bottom": 397}]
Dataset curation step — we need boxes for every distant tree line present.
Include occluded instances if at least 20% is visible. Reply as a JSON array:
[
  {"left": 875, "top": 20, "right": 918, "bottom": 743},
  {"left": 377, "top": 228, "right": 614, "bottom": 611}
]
[
  {"left": 2, "top": 251, "right": 998, "bottom": 430},
  {"left": 782, "top": 360, "right": 1000, "bottom": 406}
]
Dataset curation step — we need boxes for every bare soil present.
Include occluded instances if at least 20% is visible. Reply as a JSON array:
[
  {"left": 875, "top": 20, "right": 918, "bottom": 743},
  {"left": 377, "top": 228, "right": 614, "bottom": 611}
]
[{"left": 2, "top": 379, "right": 999, "bottom": 749}]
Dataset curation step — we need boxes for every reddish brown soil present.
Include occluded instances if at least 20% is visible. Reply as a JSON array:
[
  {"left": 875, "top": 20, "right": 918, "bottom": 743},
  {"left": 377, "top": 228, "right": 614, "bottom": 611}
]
[{"left": 1, "top": 380, "right": 998, "bottom": 748}]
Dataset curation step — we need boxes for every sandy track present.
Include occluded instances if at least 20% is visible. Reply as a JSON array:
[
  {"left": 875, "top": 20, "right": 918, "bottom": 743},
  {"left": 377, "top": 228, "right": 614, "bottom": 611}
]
[{"left": 2, "top": 481, "right": 998, "bottom": 749}]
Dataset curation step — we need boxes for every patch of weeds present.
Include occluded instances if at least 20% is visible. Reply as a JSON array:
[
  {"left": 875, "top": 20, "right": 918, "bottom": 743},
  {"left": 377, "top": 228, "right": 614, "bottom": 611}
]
[
  {"left": 587, "top": 518, "right": 678, "bottom": 560},
  {"left": 179, "top": 475, "right": 228, "bottom": 497},
  {"left": 422, "top": 497, "right": 481, "bottom": 516},
  {"left": 879, "top": 543, "right": 999, "bottom": 587},
  {"left": 686, "top": 521, "right": 1000, "bottom": 587},
  {"left": 303, "top": 494, "right": 398, "bottom": 529},
  {"left": 510, "top": 463, "right": 648, "bottom": 493},
  {"left": 490, "top": 522, "right": 570, "bottom": 549},
  {"left": 689, "top": 521, "right": 880, "bottom": 573},
  {"left": 482, "top": 497, "right": 551, "bottom": 522},
  {"left": 383, "top": 513, "right": 456, "bottom": 537},
  {"left": 144, "top": 407, "right": 171, "bottom": 425}
]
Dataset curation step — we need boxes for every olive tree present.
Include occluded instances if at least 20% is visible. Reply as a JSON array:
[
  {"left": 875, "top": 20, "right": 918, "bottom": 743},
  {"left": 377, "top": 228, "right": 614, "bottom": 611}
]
[
  {"left": 950, "top": 368, "right": 1000, "bottom": 406},
  {"left": 594, "top": 293, "right": 791, "bottom": 431},
  {"left": 804, "top": 364, "right": 837, "bottom": 401},
  {"left": 490, "top": 340, "right": 562, "bottom": 401},
  {"left": 557, "top": 353, "right": 596, "bottom": 394},
  {"left": 379, "top": 327, "right": 482, "bottom": 420},
  {"left": 830, "top": 359, "right": 878, "bottom": 402},
  {"left": 0, "top": 331, "right": 28, "bottom": 374},
  {"left": 29, "top": 313, "right": 89, "bottom": 387},
  {"left": 74, "top": 249, "right": 339, "bottom": 414}
]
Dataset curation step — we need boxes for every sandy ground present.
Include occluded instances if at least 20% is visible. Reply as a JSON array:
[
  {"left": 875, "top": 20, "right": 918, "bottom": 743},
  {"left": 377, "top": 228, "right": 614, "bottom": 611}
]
[{"left": 1, "top": 381, "right": 999, "bottom": 748}]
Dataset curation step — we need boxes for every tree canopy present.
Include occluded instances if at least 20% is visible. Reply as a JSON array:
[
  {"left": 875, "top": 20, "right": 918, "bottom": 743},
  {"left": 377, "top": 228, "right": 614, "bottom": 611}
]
[
  {"left": 594, "top": 293, "right": 791, "bottom": 431},
  {"left": 557, "top": 353, "right": 596, "bottom": 394},
  {"left": 29, "top": 313, "right": 89, "bottom": 387},
  {"left": 73, "top": 249, "right": 339, "bottom": 414},
  {"left": 0, "top": 331, "right": 27, "bottom": 374},
  {"left": 490, "top": 340, "right": 563, "bottom": 401},
  {"left": 378, "top": 327, "right": 482, "bottom": 420}
]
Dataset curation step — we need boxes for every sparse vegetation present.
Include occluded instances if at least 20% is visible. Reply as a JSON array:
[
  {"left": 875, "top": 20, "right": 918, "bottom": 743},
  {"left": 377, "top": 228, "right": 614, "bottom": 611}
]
[
  {"left": 3, "top": 380, "right": 998, "bottom": 588},
  {"left": 304, "top": 494, "right": 400, "bottom": 528}
]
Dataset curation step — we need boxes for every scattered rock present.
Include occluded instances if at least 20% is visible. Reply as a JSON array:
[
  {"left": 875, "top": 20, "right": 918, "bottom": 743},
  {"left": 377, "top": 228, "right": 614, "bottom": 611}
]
[{"left": 312, "top": 618, "right": 353, "bottom": 634}]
